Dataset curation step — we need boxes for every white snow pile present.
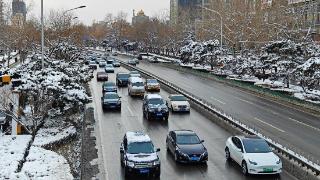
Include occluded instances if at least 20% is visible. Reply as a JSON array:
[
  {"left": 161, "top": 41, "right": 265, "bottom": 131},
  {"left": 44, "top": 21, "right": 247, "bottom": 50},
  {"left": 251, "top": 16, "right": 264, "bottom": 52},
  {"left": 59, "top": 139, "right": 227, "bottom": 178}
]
[
  {"left": 0, "top": 135, "right": 32, "bottom": 179},
  {"left": 33, "top": 126, "right": 77, "bottom": 147},
  {"left": 17, "top": 146, "right": 73, "bottom": 180}
]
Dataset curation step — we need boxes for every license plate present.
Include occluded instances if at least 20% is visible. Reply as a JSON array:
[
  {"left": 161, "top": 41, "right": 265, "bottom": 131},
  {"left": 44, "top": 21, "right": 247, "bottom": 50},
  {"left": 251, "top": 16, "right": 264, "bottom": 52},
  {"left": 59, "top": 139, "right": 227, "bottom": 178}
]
[
  {"left": 110, "top": 106, "right": 115, "bottom": 108},
  {"left": 156, "top": 113, "right": 162, "bottom": 116},
  {"left": 190, "top": 157, "right": 199, "bottom": 161},
  {"left": 140, "top": 169, "right": 149, "bottom": 174},
  {"left": 263, "top": 168, "right": 273, "bottom": 172}
]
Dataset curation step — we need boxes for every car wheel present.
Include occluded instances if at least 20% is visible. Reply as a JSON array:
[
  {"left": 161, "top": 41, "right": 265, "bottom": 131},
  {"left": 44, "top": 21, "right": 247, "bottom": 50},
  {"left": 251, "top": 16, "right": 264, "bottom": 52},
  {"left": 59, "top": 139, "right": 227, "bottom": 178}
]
[
  {"left": 225, "top": 147, "right": 231, "bottom": 161},
  {"left": 174, "top": 152, "right": 179, "bottom": 163},
  {"left": 242, "top": 161, "right": 248, "bottom": 176}
]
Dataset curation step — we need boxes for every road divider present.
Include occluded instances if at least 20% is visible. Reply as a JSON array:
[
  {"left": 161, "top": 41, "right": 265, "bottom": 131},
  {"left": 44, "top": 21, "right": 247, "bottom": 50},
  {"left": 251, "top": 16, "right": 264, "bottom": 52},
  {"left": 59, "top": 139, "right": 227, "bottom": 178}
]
[{"left": 118, "top": 60, "right": 320, "bottom": 180}]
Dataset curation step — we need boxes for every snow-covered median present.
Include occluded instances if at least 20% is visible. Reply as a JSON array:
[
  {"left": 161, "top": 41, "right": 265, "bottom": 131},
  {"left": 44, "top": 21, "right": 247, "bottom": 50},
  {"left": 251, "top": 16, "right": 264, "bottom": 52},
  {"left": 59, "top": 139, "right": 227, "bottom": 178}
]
[
  {"left": 33, "top": 126, "right": 77, "bottom": 147},
  {"left": 0, "top": 135, "right": 32, "bottom": 179},
  {"left": 18, "top": 146, "right": 73, "bottom": 180}
]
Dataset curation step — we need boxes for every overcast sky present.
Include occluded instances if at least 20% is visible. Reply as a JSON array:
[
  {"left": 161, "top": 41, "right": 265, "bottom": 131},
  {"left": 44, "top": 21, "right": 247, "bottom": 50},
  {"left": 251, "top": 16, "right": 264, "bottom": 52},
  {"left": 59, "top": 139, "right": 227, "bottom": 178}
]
[{"left": 4, "top": 0, "right": 170, "bottom": 25}]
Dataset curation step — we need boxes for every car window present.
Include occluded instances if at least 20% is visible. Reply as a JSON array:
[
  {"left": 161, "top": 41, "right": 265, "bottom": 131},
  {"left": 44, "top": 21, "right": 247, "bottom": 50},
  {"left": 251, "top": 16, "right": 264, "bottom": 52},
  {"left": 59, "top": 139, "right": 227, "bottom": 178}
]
[
  {"left": 176, "top": 134, "right": 201, "bottom": 145},
  {"left": 148, "top": 98, "right": 165, "bottom": 105},
  {"left": 242, "top": 139, "right": 271, "bottom": 153},
  {"left": 232, "top": 137, "right": 241, "bottom": 149},
  {"left": 147, "top": 79, "right": 158, "bottom": 83},
  {"left": 170, "top": 95, "right": 187, "bottom": 101},
  {"left": 118, "top": 74, "right": 129, "bottom": 78},
  {"left": 104, "top": 94, "right": 119, "bottom": 99},
  {"left": 127, "top": 142, "right": 155, "bottom": 154},
  {"left": 132, "top": 82, "right": 144, "bottom": 87}
]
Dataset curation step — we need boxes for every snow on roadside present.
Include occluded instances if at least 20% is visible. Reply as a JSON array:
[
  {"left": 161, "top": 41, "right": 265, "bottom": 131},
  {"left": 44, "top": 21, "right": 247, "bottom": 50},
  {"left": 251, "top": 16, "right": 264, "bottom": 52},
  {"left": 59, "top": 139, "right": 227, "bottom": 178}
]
[
  {"left": 33, "top": 126, "right": 77, "bottom": 147},
  {"left": 0, "top": 135, "right": 32, "bottom": 179},
  {"left": 19, "top": 146, "right": 73, "bottom": 180}
]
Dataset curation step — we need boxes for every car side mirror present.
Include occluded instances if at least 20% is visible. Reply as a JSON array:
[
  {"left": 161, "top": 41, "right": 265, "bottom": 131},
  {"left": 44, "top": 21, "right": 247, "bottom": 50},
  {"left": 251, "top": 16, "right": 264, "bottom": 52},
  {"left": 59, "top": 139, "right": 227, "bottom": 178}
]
[
  {"left": 200, "top": 140, "right": 205, "bottom": 143},
  {"left": 156, "top": 148, "right": 161, "bottom": 152}
]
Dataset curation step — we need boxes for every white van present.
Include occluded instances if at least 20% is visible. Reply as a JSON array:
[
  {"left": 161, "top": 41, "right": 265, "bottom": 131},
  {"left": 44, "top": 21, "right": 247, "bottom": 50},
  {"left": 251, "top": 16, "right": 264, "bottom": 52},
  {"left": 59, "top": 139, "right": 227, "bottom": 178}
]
[{"left": 128, "top": 77, "right": 145, "bottom": 96}]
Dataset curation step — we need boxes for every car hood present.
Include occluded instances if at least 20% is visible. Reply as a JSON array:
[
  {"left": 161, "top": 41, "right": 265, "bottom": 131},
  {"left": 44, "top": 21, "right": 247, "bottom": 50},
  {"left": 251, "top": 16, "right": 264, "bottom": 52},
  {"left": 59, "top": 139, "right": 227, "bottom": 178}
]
[
  {"left": 172, "top": 101, "right": 189, "bottom": 106},
  {"left": 177, "top": 143, "right": 206, "bottom": 155},
  {"left": 104, "top": 98, "right": 120, "bottom": 103},
  {"left": 244, "top": 152, "right": 280, "bottom": 166},
  {"left": 147, "top": 83, "right": 159, "bottom": 86},
  {"left": 127, "top": 153, "right": 158, "bottom": 162}
]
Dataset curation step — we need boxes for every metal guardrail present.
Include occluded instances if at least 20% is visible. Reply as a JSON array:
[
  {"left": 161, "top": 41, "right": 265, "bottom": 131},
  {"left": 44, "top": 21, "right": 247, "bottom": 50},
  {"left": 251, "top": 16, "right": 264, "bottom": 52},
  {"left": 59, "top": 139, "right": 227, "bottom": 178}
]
[{"left": 119, "top": 60, "right": 320, "bottom": 177}]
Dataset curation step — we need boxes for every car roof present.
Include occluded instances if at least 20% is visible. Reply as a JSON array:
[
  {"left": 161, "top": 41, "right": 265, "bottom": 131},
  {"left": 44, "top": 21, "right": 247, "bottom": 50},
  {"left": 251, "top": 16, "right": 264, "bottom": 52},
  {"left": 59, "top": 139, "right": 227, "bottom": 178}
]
[
  {"left": 104, "top": 92, "right": 118, "bottom": 95},
  {"left": 170, "top": 94, "right": 184, "bottom": 97},
  {"left": 129, "top": 77, "right": 143, "bottom": 83},
  {"left": 237, "top": 135, "right": 262, "bottom": 141},
  {"left": 117, "top": 72, "right": 129, "bottom": 75},
  {"left": 126, "top": 131, "right": 151, "bottom": 143},
  {"left": 145, "top": 94, "right": 162, "bottom": 99},
  {"left": 130, "top": 71, "right": 139, "bottom": 74},
  {"left": 173, "top": 130, "right": 196, "bottom": 135},
  {"left": 97, "top": 72, "right": 107, "bottom": 74}
]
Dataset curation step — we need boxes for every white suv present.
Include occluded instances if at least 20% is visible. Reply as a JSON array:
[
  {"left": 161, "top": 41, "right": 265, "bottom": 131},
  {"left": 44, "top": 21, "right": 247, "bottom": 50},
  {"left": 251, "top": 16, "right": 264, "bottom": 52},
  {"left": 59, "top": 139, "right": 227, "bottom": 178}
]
[{"left": 128, "top": 77, "right": 145, "bottom": 96}]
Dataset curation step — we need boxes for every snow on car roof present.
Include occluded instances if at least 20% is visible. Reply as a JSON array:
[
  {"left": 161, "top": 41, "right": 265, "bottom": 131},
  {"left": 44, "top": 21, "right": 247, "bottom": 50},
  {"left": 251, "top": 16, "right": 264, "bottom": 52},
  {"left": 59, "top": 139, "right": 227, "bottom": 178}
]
[
  {"left": 129, "top": 77, "right": 143, "bottom": 83},
  {"left": 146, "top": 94, "right": 162, "bottom": 99},
  {"left": 126, "top": 131, "right": 151, "bottom": 143}
]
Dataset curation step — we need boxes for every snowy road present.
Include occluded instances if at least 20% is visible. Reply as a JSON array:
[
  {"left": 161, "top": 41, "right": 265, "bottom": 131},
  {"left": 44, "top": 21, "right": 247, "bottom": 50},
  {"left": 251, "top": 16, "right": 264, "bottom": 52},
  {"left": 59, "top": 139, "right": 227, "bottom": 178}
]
[
  {"left": 114, "top": 54, "right": 320, "bottom": 164},
  {"left": 90, "top": 66, "right": 296, "bottom": 180}
]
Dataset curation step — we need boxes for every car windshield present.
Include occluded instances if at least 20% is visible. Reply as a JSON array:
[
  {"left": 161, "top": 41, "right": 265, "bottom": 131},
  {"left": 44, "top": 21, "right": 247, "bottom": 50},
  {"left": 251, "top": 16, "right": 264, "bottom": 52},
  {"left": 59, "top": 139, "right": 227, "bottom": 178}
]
[
  {"left": 133, "top": 82, "right": 144, "bottom": 86},
  {"left": 148, "top": 98, "right": 164, "bottom": 105},
  {"left": 127, "top": 142, "right": 154, "bottom": 154},
  {"left": 170, "top": 95, "right": 187, "bottom": 101},
  {"left": 176, "top": 134, "right": 200, "bottom": 145},
  {"left": 242, "top": 139, "right": 271, "bottom": 153},
  {"left": 147, "top": 79, "right": 158, "bottom": 83},
  {"left": 106, "top": 65, "right": 113, "bottom": 68},
  {"left": 118, "top": 74, "right": 129, "bottom": 78},
  {"left": 104, "top": 82, "right": 115, "bottom": 87},
  {"left": 97, "top": 72, "right": 106, "bottom": 75},
  {"left": 105, "top": 94, "right": 119, "bottom": 99}
]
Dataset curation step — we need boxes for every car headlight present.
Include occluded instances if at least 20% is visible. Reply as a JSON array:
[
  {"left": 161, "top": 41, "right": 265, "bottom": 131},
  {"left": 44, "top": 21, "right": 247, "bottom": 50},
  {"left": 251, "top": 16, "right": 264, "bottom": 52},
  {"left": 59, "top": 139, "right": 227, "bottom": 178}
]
[
  {"left": 248, "top": 159, "right": 258, "bottom": 165},
  {"left": 276, "top": 159, "right": 281, "bottom": 164},
  {"left": 201, "top": 151, "right": 208, "bottom": 157},
  {"left": 126, "top": 161, "right": 135, "bottom": 168},
  {"left": 176, "top": 147, "right": 188, "bottom": 157},
  {"left": 148, "top": 108, "right": 155, "bottom": 112},
  {"left": 153, "top": 159, "right": 160, "bottom": 165}
]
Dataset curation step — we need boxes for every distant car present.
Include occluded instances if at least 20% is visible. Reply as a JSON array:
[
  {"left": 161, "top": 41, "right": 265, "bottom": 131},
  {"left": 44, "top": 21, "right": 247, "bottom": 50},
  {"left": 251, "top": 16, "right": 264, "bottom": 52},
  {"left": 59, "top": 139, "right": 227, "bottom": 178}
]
[
  {"left": 97, "top": 72, "right": 108, "bottom": 81},
  {"left": 96, "top": 57, "right": 103, "bottom": 64},
  {"left": 105, "top": 64, "right": 115, "bottom": 73},
  {"left": 0, "top": 110, "right": 6, "bottom": 126},
  {"left": 137, "top": 54, "right": 143, "bottom": 60},
  {"left": 113, "top": 61, "right": 121, "bottom": 67},
  {"left": 101, "top": 92, "right": 121, "bottom": 111},
  {"left": 142, "top": 94, "right": 169, "bottom": 121},
  {"left": 128, "top": 59, "right": 137, "bottom": 66},
  {"left": 225, "top": 136, "right": 282, "bottom": 175},
  {"left": 120, "top": 131, "right": 161, "bottom": 178},
  {"left": 99, "top": 60, "right": 107, "bottom": 67},
  {"left": 167, "top": 94, "right": 190, "bottom": 112},
  {"left": 166, "top": 130, "right": 208, "bottom": 164},
  {"left": 128, "top": 77, "right": 145, "bottom": 96},
  {"left": 89, "top": 61, "right": 97, "bottom": 69},
  {"left": 133, "top": 58, "right": 139, "bottom": 64},
  {"left": 148, "top": 57, "right": 159, "bottom": 63},
  {"left": 116, "top": 72, "right": 130, "bottom": 87},
  {"left": 129, "top": 71, "right": 141, "bottom": 78},
  {"left": 112, "top": 52, "right": 118, "bottom": 56},
  {"left": 102, "top": 82, "right": 117, "bottom": 93},
  {"left": 145, "top": 79, "right": 160, "bottom": 92}
]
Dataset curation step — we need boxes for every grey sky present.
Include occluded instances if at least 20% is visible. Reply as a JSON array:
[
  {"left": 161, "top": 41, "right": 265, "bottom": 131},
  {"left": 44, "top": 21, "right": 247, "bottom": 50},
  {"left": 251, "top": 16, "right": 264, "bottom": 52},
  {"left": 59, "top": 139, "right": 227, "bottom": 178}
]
[{"left": 5, "top": 0, "right": 170, "bottom": 25}]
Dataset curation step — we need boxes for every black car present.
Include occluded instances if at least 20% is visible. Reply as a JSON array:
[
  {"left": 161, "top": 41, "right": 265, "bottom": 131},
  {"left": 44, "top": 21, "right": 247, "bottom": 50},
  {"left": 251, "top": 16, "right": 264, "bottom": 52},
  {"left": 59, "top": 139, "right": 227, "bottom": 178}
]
[
  {"left": 143, "top": 94, "right": 169, "bottom": 121},
  {"left": 101, "top": 92, "right": 121, "bottom": 111},
  {"left": 116, "top": 72, "right": 130, "bottom": 87},
  {"left": 166, "top": 130, "right": 208, "bottom": 164},
  {"left": 102, "top": 82, "right": 117, "bottom": 93},
  {"left": 120, "top": 131, "right": 161, "bottom": 178},
  {"left": 97, "top": 72, "right": 108, "bottom": 81}
]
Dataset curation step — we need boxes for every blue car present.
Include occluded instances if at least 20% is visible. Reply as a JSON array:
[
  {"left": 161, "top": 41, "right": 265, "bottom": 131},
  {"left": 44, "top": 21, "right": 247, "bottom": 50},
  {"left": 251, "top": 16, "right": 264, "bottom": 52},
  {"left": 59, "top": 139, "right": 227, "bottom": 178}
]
[
  {"left": 102, "top": 82, "right": 117, "bottom": 93},
  {"left": 116, "top": 72, "right": 130, "bottom": 87}
]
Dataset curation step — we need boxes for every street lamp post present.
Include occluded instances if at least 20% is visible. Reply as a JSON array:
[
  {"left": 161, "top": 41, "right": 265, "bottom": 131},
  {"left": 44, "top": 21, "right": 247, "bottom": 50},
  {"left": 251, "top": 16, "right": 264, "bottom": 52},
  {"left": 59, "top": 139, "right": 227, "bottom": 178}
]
[
  {"left": 40, "top": 4, "right": 86, "bottom": 69},
  {"left": 200, "top": 6, "right": 223, "bottom": 49}
]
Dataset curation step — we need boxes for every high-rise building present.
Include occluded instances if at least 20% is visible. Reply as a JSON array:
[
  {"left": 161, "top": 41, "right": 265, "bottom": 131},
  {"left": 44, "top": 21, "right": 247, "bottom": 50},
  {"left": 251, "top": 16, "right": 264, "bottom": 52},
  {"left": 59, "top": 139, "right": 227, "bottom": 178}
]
[
  {"left": 12, "top": 0, "right": 26, "bottom": 24},
  {"left": 0, "top": 0, "right": 4, "bottom": 25},
  {"left": 170, "top": 0, "right": 205, "bottom": 25}
]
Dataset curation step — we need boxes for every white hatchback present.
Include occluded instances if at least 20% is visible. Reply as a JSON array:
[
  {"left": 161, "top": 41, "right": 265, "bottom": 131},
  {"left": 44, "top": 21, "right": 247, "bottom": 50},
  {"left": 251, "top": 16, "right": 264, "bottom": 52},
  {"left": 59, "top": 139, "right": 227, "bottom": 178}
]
[{"left": 225, "top": 136, "right": 282, "bottom": 176}]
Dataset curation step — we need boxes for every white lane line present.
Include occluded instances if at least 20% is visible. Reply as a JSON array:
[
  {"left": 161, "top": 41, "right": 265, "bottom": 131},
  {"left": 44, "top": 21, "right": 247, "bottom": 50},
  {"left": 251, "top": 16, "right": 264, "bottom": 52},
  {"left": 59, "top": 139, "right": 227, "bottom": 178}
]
[
  {"left": 288, "top": 117, "right": 320, "bottom": 133},
  {"left": 235, "top": 97, "right": 279, "bottom": 115},
  {"left": 211, "top": 97, "right": 226, "bottom": 105},
  {"left": 127, "top": 105, "right": 134, "bottom": 116},
  {"left": 254, "top": 117, "right": 286, "bottom": 133},
  {"left": 235, "top": 97, "right": 255, "bottom": 105}
]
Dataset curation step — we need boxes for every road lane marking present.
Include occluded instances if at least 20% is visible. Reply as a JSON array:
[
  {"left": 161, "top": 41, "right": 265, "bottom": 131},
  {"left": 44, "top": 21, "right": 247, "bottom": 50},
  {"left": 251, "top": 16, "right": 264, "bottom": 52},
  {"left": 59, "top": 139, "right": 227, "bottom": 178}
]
[
  {"left": 288, "top": 117, "right": 320, "bottom": 133},
  {"left": 235, "top": 97, "right": 279, "bottom": 115},
  {"left": 235, "top": 97, "right": 255, "bottom": 105},
  {"left": 254, "top": 117, "right": 286, "bottom": 133},
  {"left": 127, "top": 105, "right": 134, "bottom": 116},
  {"left": 211, "top": 97, "right": 226, "bottom": 105}
]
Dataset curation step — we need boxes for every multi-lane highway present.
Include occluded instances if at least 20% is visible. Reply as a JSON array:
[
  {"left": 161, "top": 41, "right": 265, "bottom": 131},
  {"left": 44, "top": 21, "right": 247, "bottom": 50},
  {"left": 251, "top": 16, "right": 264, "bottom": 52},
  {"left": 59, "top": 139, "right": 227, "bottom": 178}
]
[
  {"left": 90, "top": 65, "right": 297, "bottom": 180},
  {"left": 114, "top": 54, "right": 320, "bottom": 163}
]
